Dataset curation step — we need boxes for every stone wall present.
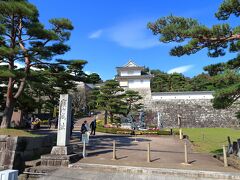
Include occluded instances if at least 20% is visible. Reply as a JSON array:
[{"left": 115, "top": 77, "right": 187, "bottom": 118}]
[
  {"left": 0, "top": 135, "right": 55, "bottom": 173},
  {"left": 130, "top": 88, "right": 152, "bottom": 104},
  {"left": 145, "top": 99, "right": 239, "bottom": 128}
]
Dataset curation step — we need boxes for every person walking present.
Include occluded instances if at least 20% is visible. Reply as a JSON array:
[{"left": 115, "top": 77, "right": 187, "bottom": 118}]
[
  {"left": 90, "top": 117, "right": 97, "bottom": 135},
  {"left": 81, "top": 120, "right": 90, "bottom": 143}
]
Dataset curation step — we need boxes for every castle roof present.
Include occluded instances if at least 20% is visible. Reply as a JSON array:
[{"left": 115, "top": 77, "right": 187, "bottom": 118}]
[
  {"left": 116, "top": 60, "right": 144, "bottom": 73},
  {"left": 116, "top": 74, "right": 153, "bottom": 80}
]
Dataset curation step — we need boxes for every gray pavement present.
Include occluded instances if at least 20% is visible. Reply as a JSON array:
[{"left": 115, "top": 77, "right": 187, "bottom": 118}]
[
  {"left": 27, "top": 117, "right": 240, "bottom": 179},
  {"left": 69, "top": 132, "right": 238, "bottom": 173},
  {"left": 39, "top": 166, "right": 240, "bottom": 180}
]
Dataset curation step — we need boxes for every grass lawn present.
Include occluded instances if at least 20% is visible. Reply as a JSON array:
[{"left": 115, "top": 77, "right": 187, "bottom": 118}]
[
  {"left": 0, "top": 128, "right": 39, "bottom": 137},
  {"left": 182, "top": 128, "right": 240, "bottom": 154}
]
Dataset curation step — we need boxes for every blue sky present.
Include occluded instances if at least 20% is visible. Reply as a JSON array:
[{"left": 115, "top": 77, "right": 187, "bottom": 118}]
[{"left": 29, "top": 0, "right": 237, "bottom": 80}]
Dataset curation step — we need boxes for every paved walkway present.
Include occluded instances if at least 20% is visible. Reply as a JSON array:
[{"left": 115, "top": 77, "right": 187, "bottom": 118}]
[
  {"left": 70, "top": 132, "right": 238, "bottom": 172},
  {"left": 39, "top": 165, "right": 240, "bottom": 180},
  {"left": 27, "top": 117, "right": 239, "bottom": 174}
]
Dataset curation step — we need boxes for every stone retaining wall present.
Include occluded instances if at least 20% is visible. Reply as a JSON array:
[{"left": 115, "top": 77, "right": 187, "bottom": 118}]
[
  {"left": 145, "top": 99, "right": 239, "bottom": 128},
  {"left": 0, "top": 135, "right": 55, "bottom": 173}
]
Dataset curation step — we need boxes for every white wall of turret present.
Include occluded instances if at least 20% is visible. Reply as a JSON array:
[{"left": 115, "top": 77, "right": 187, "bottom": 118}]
[{"left": 120, "top": 70, "right": 141, "bottom": 76}]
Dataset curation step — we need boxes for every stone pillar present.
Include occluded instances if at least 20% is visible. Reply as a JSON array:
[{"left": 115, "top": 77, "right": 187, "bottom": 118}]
[
  {"left": 57, "top": 94, "right": 72, "bottom": 146},
  {"left": 41, "top": 94, "right": 80, "bottom": 167},
  {"left": 51, "top": 94, "right": 72, "bottom": 155}
]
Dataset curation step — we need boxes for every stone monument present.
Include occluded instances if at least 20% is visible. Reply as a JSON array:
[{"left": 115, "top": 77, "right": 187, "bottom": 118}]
[
  {"left": 41, "top": 94, "right": 80, "bottom": 166},
  {"left": 51, "top": 94, "right": 72, "bottom": 155}
]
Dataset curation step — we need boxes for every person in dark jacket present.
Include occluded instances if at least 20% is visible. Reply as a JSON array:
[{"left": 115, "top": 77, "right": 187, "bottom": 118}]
[
  {"left": 90, "top": 118, "right": 97, "bottom": 135},
  {"left": 81, "top": 121, "right": 88, "bottom": 134},
  {"left": 81, "top": 120, "right": 89, "bottom": 142}
]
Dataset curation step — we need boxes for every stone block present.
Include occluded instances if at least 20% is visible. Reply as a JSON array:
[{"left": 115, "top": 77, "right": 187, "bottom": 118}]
[
  {"left": 0, "top": 142, "right": 7, "bottom": 150},
  {"left": 48, "top": 160, "right": 54, "bottom": 166},
  {"left": 25, "top": 159, "right": 41, "bottom": 167},
  {"left": 40, "top": 153, "right": 80, "bottom": 167},
  {"left": 6, "top": 137, "right": 18, "bottom": 151},
  {"left": 0, "top": 135, "right": 8, "bottom": 142},
  {"left": 51, "top": 146, "right": 73, "bottom": 155},
  {"left": 54, "top": 160, "right": 61, "bottom": 166},
  {"left": 0, "top": 150, "right": 14, "bottom": 168}
]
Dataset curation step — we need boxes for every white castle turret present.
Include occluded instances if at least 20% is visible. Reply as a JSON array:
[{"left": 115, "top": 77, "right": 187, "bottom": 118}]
[{"left": 115, "top": 60, "right": 153, "bottom": 104}]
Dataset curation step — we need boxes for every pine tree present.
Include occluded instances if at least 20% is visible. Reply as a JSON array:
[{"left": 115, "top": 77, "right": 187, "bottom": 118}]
[
  {"left": 123, "top": 90, "right": 143, "bottom": 116},
  {"left": 97, "top": 80, "right": 125, "bottom": 124},
  {"left": 87, "top": 88, "right": 100, "bottom": 112},
  {"left": 0, "top": 0, "right": 74, "bottom": 128},
  {"left": 86, "top": 73, "right": 102, "bottom": 84},
  {"left": 190, "top": 73, "right": 214, "bottom": 91},
  {"left": 148, "top": 0, "right": 240, "bottom": 117}
]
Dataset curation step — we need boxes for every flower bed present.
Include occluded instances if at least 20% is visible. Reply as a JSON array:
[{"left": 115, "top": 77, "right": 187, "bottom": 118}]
[{"left": 97, "top": 124, "right": 175, "bottom": 135}]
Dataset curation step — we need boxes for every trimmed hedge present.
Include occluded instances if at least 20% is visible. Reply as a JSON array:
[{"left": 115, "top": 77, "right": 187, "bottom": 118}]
[
  {"left": 96, "top": 125, "right": 175, "bottom": 135},
  {"left": 96, "top": 125, "right": 132, "bottom": 134}
]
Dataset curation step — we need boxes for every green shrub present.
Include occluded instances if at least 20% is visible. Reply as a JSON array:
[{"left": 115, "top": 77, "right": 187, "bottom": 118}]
[{"left": 134, "top": 130, "right": 171, "bottom": 135}]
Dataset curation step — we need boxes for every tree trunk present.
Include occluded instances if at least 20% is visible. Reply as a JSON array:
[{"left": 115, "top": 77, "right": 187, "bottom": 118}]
[
  {"left": 109, "top": 112, "right": 113, "bottom": 124},
  {"left": 1, "top": 96, "right": 15, "bottom": 128},
  {"left": 1, "top": 104, "right": 14, "bottom": 128},
  {"left": 1, "top": 76, "right": 15, "bottom": 128},
  {"left": 104, "top": 110, "right": 108, "bottom": 125}
]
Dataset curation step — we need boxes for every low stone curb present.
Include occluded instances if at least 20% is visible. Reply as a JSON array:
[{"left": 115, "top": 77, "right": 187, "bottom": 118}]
[{"left": 69, "top": 163, "right": 240, "bottom": 179}]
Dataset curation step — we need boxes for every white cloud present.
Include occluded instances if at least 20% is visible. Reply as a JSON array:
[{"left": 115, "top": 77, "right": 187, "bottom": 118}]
[
  {"left": 89, "top": 30, "right": 103, "bottom": 39},
  {"left": 0, "top": 62, "right": 41, "bottom": 71},
  {"left": 167, "top": 65, "right": 194, "bottom": 74},
  {"left": 0, "top": 62, "right": 24, "bottom": 68},
  {"left": 0, "top": 62, "right": 8, "bottom": 66},
  {"left": 84, "top": 70, "right": 91, "bottom": 75},
  {"left": 106, "top": 20, "right": 160, "bottom": 49},
  {"left": 14, "top": 62, "right": 24, "bottom": 69},
  {"left": 85, "top": 70, "right": 97, "bottom": 75}
]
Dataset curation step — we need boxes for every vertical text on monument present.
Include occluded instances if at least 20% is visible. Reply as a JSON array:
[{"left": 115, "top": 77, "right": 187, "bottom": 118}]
[{"left": 57, "top": 94, "right": 72, "bottom": 146}]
